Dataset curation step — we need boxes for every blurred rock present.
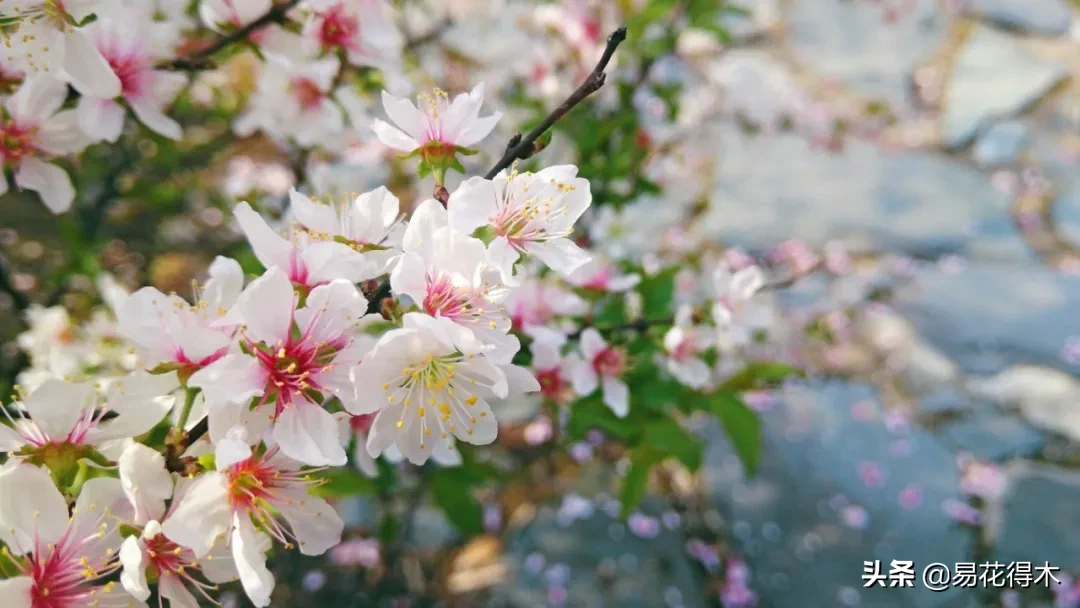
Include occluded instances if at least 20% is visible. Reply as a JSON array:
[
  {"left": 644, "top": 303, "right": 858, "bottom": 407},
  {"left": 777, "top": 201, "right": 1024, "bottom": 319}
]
[
  {"left": 935, "top": 412, "right": 1045, "bottom": 461},
  {"left": 942, "top": 26, "right": 1067, "bottom": 148},
  {"left": 961, "top": 0, "right": 1073, "bottom": 36},
  {"left": 966, "top": 365, "right": 1080, "bottom": 442},
  {"left": 972, "top": 121, "right": 1030, "bottom": 167}
]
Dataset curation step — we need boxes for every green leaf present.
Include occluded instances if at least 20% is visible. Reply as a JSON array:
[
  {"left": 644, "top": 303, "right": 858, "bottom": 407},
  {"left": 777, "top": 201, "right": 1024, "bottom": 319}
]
[
  {"left": 643, "top": 417, "right": 703, "bottom": 472},
  {"left": 311, "top": 467, "right": 378, "bottom": 498},
  {"left": 431, "top": 470, "right": 484, "bottom": 535},
  {"left": 638, "top": 265, "right": 679, "bottom": 319},
  {"left": 620, "top": 446, "right": 661, "bottom": 518},
  {"left": 707, "top": 393, "right": 762, "bottom": 476},
  {"left": 719, "top": 362, "right": 804, "bottom": 393},
  {"left": 567, "top": 395, "right": 640, "bottom": 441}
]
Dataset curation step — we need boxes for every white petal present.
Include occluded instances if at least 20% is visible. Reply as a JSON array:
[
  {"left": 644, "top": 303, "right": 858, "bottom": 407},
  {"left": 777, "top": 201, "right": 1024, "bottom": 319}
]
[
  {"left": 289, "top": 189, "right": 337, "bottom": 234},
  {"left": 0, "top": 577, "right": 32, "bottom": 608},
  {"left": 0, "top": 423, "right": 26, "bottom": 451},
  {"left": 15, "top": 158, "right": 75, "bottom": 214},
  {"left": 486, "top": 236, "right": 522, "bottom": 286},
  {"left": 402, "top": 199, "right": 448, "bottom": 256},
  {"left": 215, "top": 427, "right": 254, "bottom": 470},
  {"left": 526, "top": 238, "right": 591, "bottom": 277},
  {"left": 371, "top": 118, "right": 419, "bottom": 151},
  {"left": 732, "top": 266, "right": 766, "bottom": 300},
  {"left": 203, "top": 256, "right": 245, "bottom": 310},
  {"left": 188, "top": 354, "right": 266, "bottom": 408},
  {"left": 159, "top": 574, "right": 200, "bottom": 608},
  {"left": 0, "top": 464, "right": 68, "bottom": 552},
  {"left": 97, "top": 370, "right": 180, "bottom": 442},
  {"left": 63, "top": 29, "right": 121, "bottom": 99},
  {"left": 353, "top": 435, "right": 379, "bottom": 478},
  {"left": 161, "top": 472, "right": 233, "bottom": 558},
  {"left": 380, "top": 90, "right": 427, "bottom": 141},
  {"left": 208, "top": 395, "right": 272, "bottom": 446},
  {"left": 76, "top": 96, "right": 125, "bottom": 143},
  {"left": 275, "top": 491, "right": 344, "bottom": 556},
  {"left": 71, "top": 477, "right": 133, "bottom": 542},
  {"left": 569, "top": 359, "right": 599, "bottom": 397},
  {"left": 119, "top": 443, "right": 173, "bottom": 525},
  {"left": 230, "top": 266, "right": 295, "bottom": 345},
  {"left": 579, "top": 328, "right": 607, "bottom": 361},
  {"left": 233, "top": 202, "right": 294, "bottom": 271},
  {"left": 389, "top": 252, "right": 428, "bottom": 307},
  {"left": 447, "top": 176, "right": 498, "bottom": 234},
  {"left": 130, "top": 98, "right": 183, "bottom": 140},
  {"left": 22, "top": 378, "right": 93, "bottom": 442},
  {"left": 8, "top": 75, "right": 67, "bottom": 123},
  {"left": 602, "top": 377, "right": 630, "bottom": 418},
  {"left": 455, "top": 111, "right": 502, "bottom": 147},
  {"left": 232, "top": 513, "right": 275, "bottom": 608},
  {"left": 119, "top": 537, "right": 151, "bottom": 601},
  {"left": 501, "top": 363, "right": 541, "bottom": 395},
  {"left": 37, "top": 108, "right": 91, "bottom": 155},
  {"left": 273, "top": 404, "right": 348, "bottom": 466}
]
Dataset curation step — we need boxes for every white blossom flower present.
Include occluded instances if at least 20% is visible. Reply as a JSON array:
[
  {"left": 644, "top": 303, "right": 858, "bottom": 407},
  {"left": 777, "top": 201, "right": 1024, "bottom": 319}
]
[
  {"left": 530, "top": 332, "right": 575, "bottom": 404},
  {"left": 567, "top": 328, "right": 629, "bottom": 417},
  {"left": 287, "top": 186, "right": 405, "bottom": 279},
  {"left": 0, "top": 0, "right": 121, "bottom": 98},
  {"left": 0, "top": 463, "right": 141, "bottom": 608},
  {"left": 372, "top": 84, "right": 501, "bottom": 155},
  {"left": 449, "top": 165, "right": 592, "bottom": 284},
  {"left": 188, "top": 267, "right": 375, "bottom": 466},
  {"left": 661, "top": 306, "right": 712, "bottom": 388},
  {"left": 0, "top": 372, "right": 179, "bottom": 459},
  {"left": 232, "top": 201, "right": 378, "bottom": 291},
  {"left": 161, "top": 445, "right": 344, "bottom": 608},
  {"left": 502, "top": 277, "right": 588, "bottom": 333},
  {"left": 234, "top": 54, "right": 344, "bottom": 148},
  {"left": 75, "top": 15, "right": 187, "bottom": 142},
  {"left": 391, "top": 199, "right": 519, "bottom": 363},
  {"left": 565, "top": 256, "right": 641, "bottom": 293},
  {"left": 304, "top": 0, "right": 403, "bottom": 69},
  {"left": 712, "top": 263, "right": 769, "bottom": 351},
  {"left": 117, "top": 256, "right": 244, "bottom": 374},
  {"left": 115, "top": 444, "right": 239, "bottom": 607},
  {"left": 0, "top": 75, "right": 91, "bottom": 213},
  {"left": 356, "top": 312, "right": 539, "bottom": 465}
]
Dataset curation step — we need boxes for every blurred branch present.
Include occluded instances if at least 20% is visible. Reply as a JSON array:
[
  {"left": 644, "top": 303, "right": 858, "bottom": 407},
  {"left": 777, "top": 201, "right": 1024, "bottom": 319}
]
[
  {"left": 485, "top": 26, "right": 628, "bottom": 179},
  {"left": 405, "top": 19, "right": 452, "bottom": 50},
  {"left": 0, "top": 257, "right": 29, "bottom": 313},
  {"left": 159, "top": 0, "right": 303, "bottom": 71}
]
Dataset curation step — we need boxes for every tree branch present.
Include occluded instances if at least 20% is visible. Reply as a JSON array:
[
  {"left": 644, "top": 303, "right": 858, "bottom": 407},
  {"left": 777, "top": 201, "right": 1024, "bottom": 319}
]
[
  {"left": 485, "top": 26, "right": 628, "bottom": 179},
  {"left": 159, "top": 0, "right": 302, "bottom": 71}
]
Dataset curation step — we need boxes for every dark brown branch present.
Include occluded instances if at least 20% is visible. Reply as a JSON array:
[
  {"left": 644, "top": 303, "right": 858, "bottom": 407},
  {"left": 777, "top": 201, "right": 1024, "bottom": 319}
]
[
  {"left": 485, "top": 26, "right": 627, "bottom": 179},
  {"left": 159, "top": 0, "right": 302, "bottom": 71}
]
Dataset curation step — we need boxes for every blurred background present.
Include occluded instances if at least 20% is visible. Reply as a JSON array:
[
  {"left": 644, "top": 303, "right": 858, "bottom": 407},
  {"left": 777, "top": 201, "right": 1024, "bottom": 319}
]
[{"left": 3, "top": 0, "right": 1080, "bottom": 606}]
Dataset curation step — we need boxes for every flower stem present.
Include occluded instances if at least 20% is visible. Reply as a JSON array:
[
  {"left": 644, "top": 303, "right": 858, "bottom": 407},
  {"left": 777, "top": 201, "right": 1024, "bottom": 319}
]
[{"left": 177, "top": 386, "right": 200, "bottom": 431}]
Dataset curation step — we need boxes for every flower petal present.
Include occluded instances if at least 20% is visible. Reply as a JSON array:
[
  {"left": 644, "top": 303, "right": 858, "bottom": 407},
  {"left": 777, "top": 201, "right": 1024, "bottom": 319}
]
[
  {"left": 188, "top": 354, "right": 266, "bottom": 408},
  {"left": 119, "top": 536, "right": 151, "bottom": 601},
  {"left": 273, "top": 404, "right": 348, "bottom": 466},
  {"left": 275, "top": 490, "right": 344, "bottom": 556},
  {"left": 15, "top": 157, "right": 75, "bottom": 214},
  {"left": 0, "top": 464, "right": 68, "bottom": 552},
  {"left": 233, "top": 202, "right": 293, "bottom": 271},
  {"left": 602, "top": 376, "right": 630, "bottom": 418},
  {"left": 232, "top": 513, "right": 275, "bottom": 608},
  {"left": 0, "top": 577, "right": 32, "bottom": 608},
  {"left": 118, "top": 443, "right": 173, "bottom": 525},
  {"left": 22, "top": 378, "right": 94, "bottom": 442}
]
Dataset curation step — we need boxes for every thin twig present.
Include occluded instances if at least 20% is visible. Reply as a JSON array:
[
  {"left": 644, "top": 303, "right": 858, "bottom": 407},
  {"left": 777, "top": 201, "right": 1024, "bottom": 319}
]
[
  {"left": 159, "top": 0, "right": 302, "bottom": 71},
  {"left": 405, "top": 19, "right": 452, "bottom": 50},
  {"left": 484, "top": 26, "right": 628, "bottom": 179}
]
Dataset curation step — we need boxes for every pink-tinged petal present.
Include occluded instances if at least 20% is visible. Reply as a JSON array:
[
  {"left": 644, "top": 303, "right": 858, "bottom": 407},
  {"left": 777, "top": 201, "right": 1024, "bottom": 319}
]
[
  {"left": 447, "top": 176, "right": 498, "bottom": 235},
  {"left": 118, "top": 443, "right": 173, "bottom": 525},
  {"left": 371, "top": 118, "right": 419, "bottom": 151},
  {"left": 288, "top": 189, "right": 337, "bottom": 234},
  {"left": 0, "top": 464, "right": 68, "bottom": 552},
  {"left": 233, "top": 267, "right": 296, "bottom": 345},
  {"left": 0, "top": 577, "right": 32, "bottom": 608},
  {"left": 232, "top": 513, "right": 275, "bottom": 607},
  {"left": 233, "top": 202, "right": 293, "bottom": 271},
  {"left": 63, "top": 29, "right": 122, "bottom": 99},
  {"left": 119, "top": 536, "right": 151, "bottom": 601},
  {"left": 96, "top": 370, "right": 180, "bottom": 442},
  {"left": 130, "top": 98, "right": 183, "bottom": 140},
  {"left": 525, "top": 237, "right": 592, "bottom": 277},
  {"left": 579, "top": 328, "right": 607, "bottom": 361},
  {"left": 76, "top": 96, "right": 125, "bottom": 143},
  {"left": 188, "top": 354, "right": 266, "bottom": 408},
  {"left": 22, "top": 378, "right": 93, "bottom": 441},
  {"left": 601, "top": 376, "right": 630, "bottom": 418},
  {"left": 162, "top": 472, "right": 232, "bottom": 558},
  {"left": 15, "top": 158, "right": 74, "bottom": 214},
  {"left": 158, "top": 573, "right": 199, "bottom": 608},
  {"left": 273, "top": 404, "right": 348, "bottom": 466},
  {"left": 380, "top": 90, "right": 427, "bottom": 141},
  {"left": 275, "top": 490, "right": 344, "bottom": 556}
]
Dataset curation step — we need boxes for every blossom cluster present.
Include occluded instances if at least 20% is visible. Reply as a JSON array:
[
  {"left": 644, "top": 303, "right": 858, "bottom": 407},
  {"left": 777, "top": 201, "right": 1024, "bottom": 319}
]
[{"left": 0, "top": 1, "right": 809, "bottom": 606}]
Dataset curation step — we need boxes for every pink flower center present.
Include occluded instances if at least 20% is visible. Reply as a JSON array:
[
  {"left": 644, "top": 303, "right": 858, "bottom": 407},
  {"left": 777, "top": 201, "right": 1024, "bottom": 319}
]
[
  {"left": 289, "top": 77, "right": 324, "bottom": 112},
  {"left": 511, "top": 299, "right": 553, "bottom": 331},
  {"left": 592, "top": 348, "right": 625, "bottom": 377},
  {"left": 318, "top": 4, "right": 360, "bottom": 52},
  {"left": 142, "top": 534, "right": 214, "bottom": 598},
  {"left": 669, "top": 336, "right": 696, "bottom": 362},
  {"left": 108, "top": 52, "right": 150, "bottom": 100},
  {"left": 225, "top": 448, "right": 325, "bottom": 548},
  {"left": 423, "top": 273, "right": 484, "bottom": 324},
  {"left": 0, "top": 120, "right": 38, "bottom": 167},
  {"left": 536, "top": 368, "right": 568, "bottom": 402},
  {"left": 249, "top": 333, "right": 343, "bottom": 419},
  {"left": 349, "top": 413, "right": 375, "bottom": 433},
  {"left": 579, "top": 266, "right": 613, "bottom": 291}
]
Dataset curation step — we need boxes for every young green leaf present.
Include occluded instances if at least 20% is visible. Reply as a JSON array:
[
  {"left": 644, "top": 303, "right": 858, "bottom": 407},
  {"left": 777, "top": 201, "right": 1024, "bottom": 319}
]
[{"left": 708, "top": 393, "right": 762, "bottom": 476}]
